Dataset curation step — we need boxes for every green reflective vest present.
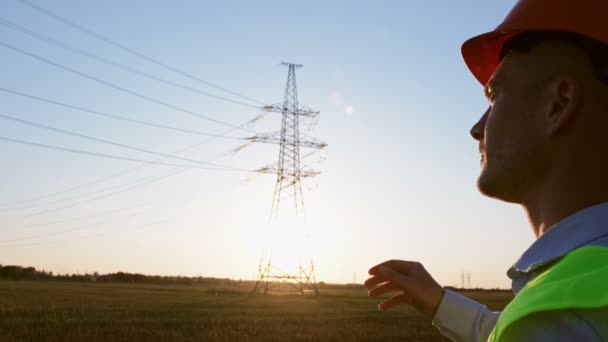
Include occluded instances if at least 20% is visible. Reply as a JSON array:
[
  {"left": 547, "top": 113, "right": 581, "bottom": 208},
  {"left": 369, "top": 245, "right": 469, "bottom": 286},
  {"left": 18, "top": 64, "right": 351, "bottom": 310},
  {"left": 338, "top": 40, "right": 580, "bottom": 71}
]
[{"left": 488, "top": 245, "right": 608, "bottom": 341}]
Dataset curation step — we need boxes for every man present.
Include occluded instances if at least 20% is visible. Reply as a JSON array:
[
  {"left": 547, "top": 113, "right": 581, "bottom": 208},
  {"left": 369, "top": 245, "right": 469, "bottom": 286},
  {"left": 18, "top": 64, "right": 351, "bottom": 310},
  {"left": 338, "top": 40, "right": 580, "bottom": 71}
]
[{"left": 364, "top": 0, "right": 608, "bottom": 341}]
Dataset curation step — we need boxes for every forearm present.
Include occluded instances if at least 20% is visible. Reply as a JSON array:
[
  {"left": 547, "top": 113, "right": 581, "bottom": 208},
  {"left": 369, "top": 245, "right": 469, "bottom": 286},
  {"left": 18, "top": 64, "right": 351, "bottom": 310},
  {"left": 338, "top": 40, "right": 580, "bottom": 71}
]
[{"left": 432, "top": 289, "right": 500, "bottom": 342}]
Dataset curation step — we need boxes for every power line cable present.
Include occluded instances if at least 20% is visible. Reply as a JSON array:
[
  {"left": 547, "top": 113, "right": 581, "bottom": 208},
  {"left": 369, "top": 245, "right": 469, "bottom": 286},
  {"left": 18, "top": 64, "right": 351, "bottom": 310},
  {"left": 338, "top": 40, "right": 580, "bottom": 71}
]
[
  {"left": 0, "top": 191, "right": 199, "bottom": 243},
  {"left": 2, "top": 163, "right": 198, "bottom": 217},
  {"left": 0, "top": 163, "right": 145, "bottom": 209},
  {"left": 0, "top": 40, "right": 256, "bottom": 133},
  {"left": 0, "top": 217, "right": 177, "bottom": 247},
  {"left": 1, "top": 139, "right": 253, "bottom": 221},
  {"left": 15, "top": 0, "right": 266, "bottom": 106},
  {"left": 0, "top": 87, "right": 247, "bottom": 140},
  {"left": 0, "top": 112, "right": 247, "bottom": 170},
  {"left": 0, "top": 135, "right": 252, "bottom": 171},
  {"left": 0, "top": 175, "right": 249, "bottom": 246},
  {"left": 0, "top": 143, "right": 254, "bottom": 218},
  {"left": 0, "top": 128, "right": 259, "bottom": 220},
  {"left": 0, "top": 115, "right": 263, "bottom": 209},
  {"left": 3, "top": 166, "right": 253, "bottom": 229},
  {"left": 5, "top": 196, "right": 175, "bottom": 231},
  {"left": 0, "top": 140, "right": 256, "bottom": 217},
  {"left": 1, "top": 137, "right": 255, "bottom": 217},
  {"left": 0, "top": 17, "right": 260, "bottom": 109},
  {"left": 5, "top": 165, "right": 204, "bottom": 219}
]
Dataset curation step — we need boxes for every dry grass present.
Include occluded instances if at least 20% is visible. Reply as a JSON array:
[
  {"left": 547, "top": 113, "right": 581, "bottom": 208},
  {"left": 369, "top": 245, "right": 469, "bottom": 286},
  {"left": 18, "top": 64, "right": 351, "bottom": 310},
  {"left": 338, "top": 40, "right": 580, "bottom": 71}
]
[{"left": 0, "top": 280, "right": 513, "bottom": 341}]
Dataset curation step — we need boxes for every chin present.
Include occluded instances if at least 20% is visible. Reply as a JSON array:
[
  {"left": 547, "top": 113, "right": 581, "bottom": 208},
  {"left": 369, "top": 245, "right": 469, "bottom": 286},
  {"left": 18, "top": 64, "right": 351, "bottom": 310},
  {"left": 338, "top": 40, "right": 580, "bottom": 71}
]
[
  {"left": 476, "top": 174, "right": 494, "bottom": 197},
  {"left": 477, "top": 172, "right": 521, "bottom": 204}
]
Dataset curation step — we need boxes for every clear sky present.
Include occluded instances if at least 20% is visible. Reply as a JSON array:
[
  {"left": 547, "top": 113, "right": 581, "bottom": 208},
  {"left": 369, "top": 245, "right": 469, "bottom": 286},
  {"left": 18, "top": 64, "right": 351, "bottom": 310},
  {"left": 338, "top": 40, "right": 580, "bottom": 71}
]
[{"left": 0, "top": 0, "right": 527, "bottom": 289}]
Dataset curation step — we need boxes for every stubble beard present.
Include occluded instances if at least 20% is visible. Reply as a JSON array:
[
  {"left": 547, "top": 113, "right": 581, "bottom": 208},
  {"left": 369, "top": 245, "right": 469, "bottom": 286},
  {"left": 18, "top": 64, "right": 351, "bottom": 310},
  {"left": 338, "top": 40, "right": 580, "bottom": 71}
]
[{"left": 477, "top": 157, "right": 525, "bottom": 204}]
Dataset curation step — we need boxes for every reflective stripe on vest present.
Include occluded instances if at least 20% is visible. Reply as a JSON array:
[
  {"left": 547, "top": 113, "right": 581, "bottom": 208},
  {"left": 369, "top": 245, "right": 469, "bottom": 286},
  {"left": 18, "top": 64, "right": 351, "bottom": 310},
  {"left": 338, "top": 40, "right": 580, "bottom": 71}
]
[{"left": 488, "top": 245, "right": 608, "bottom": 341}]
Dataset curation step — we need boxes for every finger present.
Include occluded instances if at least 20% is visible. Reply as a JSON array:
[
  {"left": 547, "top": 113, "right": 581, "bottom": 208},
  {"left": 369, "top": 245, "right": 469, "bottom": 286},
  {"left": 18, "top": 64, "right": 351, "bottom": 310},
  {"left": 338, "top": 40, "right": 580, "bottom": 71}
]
[
  {"left": 369, "top": 260, "right": 419, "bottom": 276},
  {"left": 368, "top": 282, "right": 402, "bottom": 297},
  {"left": 378, "top": 294, "right": 409, "bottom": 311},
  {"left": 369, "top": 260, "right": 392, "bottom": 275},
  {"left": 364, "top": 274, "right": 388, "bottom": 289},
  {"left": 378, "top": 265, "right": 409, "bottom": 288}
]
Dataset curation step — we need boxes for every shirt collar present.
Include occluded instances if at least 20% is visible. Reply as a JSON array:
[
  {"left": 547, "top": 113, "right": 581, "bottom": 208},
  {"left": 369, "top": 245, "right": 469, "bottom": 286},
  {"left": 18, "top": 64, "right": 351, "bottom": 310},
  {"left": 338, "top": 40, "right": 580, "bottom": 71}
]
[{"left": 510, "top": 201, "right": 608, "bottom": 275}]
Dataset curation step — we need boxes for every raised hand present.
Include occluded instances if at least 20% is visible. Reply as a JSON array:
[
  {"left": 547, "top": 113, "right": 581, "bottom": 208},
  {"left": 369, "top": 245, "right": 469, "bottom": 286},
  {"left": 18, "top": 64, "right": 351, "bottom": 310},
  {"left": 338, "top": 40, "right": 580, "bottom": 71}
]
[{"left": 365, "top": 260, "right": 445, "bottom": 319}]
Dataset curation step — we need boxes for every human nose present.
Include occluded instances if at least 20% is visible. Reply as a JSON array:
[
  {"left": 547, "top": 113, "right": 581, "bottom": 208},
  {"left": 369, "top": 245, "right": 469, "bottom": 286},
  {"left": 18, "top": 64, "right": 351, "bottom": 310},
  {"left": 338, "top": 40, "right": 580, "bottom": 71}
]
[{"left": 470, "top": 108, "right": 489, "bottom": 141}]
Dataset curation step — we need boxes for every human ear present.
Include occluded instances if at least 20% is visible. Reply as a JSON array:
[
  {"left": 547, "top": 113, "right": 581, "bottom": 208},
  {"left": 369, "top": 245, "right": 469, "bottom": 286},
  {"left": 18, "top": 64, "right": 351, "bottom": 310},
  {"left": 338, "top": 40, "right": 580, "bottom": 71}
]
[{"left": 544, "top": 77, "right": 581, "bottom": 136}]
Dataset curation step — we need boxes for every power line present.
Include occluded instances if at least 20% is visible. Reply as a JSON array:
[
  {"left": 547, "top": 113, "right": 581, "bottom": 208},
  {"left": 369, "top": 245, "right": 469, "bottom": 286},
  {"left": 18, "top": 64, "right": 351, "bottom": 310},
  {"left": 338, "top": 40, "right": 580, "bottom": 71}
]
[
  {"left": 0, "top": 87, "right": 247, "bottom": 140},
  {"left": 0, "top": 115, "right": 263, "bottom": 209},
  {"left": 5, "top": 195, "right": 173, "bottom": 231},
  {"left": 6, "top": 168, "right": 251, "bottom": 224},
  {"left": 0, "top": 217, "right": 177, "bottom": 247},
  {"left": 3, "top": 172, "right": 246, "bottom": 230},
  {"left": 1, "top": 139, "right": 253, "bottom": 220},
  {"left": 1, "top": 167, "right": 183, "bottom": 216},
  {"left": 0, "top": 174, "right": 249, "bottom": 246},
  {"left": 15, "top": 0, "right": 266, "bottom": 106},
  {"left": 0, "top": 163, "right": 145, "bottom": 209},
  {"left": 0, "top": 40, "right": 256, "bottom": 133},
  {"left": 0, "top": 135, "right": 251, "bottom": 171},
  {"left": 0, "top": 142, "right": 254, "bottom": 218},
  {"left": 2, "top": 169, "right": 203, "bottom": 223},
  {"left": 0, "top": 191, "right": 201, "bottom": 243},
  {"left": 1, "top": 204, "right": 173, "bottom": 243},
  {"left": 0, "top": 112, "right": 247, "bottom": 170},
  {"left": 0, "top": 139, "right": 256, "bottom": 216},
  {"left": 0, "top": 17, "right": 260, "bottom": 109}
]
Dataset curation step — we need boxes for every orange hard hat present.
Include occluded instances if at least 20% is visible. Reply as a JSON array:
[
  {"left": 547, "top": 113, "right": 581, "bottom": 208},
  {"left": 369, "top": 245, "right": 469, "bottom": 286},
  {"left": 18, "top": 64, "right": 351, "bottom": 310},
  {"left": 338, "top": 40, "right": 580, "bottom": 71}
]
[{"left": 462, "top": 0, "right": 608, "bottom": 86}]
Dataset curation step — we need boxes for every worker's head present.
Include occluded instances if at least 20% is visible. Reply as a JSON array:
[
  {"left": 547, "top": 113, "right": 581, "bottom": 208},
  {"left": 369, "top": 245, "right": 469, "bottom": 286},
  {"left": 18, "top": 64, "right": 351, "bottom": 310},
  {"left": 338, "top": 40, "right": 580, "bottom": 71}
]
[
  {"left": 463, "top": 0, "right": 608, "bottom": 205},
  {"left": 469, "top": 32, "right": 608, "bottom": 203}
]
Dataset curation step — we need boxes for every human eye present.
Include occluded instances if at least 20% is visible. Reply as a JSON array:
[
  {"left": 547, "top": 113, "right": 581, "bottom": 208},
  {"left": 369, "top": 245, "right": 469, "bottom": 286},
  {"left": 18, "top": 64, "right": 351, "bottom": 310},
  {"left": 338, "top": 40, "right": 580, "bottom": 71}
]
[{"left": 484, "top": 86, "right": 497, "bottom": 103}]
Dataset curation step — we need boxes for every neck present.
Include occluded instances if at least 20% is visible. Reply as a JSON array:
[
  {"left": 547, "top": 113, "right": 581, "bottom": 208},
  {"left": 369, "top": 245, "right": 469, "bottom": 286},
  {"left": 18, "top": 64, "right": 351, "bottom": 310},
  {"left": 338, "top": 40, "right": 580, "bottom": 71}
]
[{"left": 522, "top": 161, "right": 608, "bottom": 238}]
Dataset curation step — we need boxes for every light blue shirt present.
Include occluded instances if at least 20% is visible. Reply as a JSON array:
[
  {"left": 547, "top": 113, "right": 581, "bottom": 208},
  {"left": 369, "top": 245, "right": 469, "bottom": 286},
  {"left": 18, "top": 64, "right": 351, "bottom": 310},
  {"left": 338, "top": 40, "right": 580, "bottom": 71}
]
[{"left": 432, "top": 202, "right": 608, "bottom": 341}]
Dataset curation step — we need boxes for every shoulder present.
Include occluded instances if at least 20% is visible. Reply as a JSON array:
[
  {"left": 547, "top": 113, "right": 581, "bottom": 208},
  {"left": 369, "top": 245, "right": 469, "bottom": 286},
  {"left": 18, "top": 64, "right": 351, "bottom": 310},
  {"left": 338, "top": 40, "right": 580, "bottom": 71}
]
[{"left": 502, "top": 307, "right": 608, "bottom": 341}]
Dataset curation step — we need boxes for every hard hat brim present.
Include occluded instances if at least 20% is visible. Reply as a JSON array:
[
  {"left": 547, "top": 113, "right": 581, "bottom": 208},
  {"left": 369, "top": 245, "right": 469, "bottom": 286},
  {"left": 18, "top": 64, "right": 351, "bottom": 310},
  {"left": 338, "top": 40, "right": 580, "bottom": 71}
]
[{"left": 461, "top": 30, "right": 519, "bottom": 86}]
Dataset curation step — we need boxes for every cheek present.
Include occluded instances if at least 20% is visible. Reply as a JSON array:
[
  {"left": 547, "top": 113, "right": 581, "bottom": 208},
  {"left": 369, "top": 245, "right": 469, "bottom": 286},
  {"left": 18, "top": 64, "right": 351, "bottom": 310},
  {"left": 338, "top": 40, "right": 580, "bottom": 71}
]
[
  {"left": 483, "top": 107, "right": 502, "bottom": 145},
  {"left": 487, "top": 105, "right": 542, "bottom": 163},
  {"left": 483, "top": 105, "right": 513, "bottom": 161}
]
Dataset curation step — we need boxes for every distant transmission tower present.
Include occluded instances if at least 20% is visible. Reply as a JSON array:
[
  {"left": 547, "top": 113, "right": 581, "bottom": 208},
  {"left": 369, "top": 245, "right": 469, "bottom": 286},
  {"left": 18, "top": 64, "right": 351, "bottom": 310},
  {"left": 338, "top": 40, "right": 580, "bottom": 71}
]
[{"left": 249, "top": 62, "right": 326, "bottom": 295}]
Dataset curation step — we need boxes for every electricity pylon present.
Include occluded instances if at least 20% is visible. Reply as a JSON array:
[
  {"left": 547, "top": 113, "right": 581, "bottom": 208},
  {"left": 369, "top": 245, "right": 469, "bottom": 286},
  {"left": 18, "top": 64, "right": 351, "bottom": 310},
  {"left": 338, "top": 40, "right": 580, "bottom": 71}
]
[{"left": 250, "top": 62, "right": 326, "bottom": 295}]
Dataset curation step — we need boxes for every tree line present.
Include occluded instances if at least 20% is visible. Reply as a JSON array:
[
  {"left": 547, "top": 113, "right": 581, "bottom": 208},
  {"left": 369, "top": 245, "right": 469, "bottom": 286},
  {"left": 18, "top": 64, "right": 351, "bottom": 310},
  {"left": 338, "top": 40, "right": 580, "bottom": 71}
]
[{"left": 0, "top": 264, "right": 236, "bottom": 286}]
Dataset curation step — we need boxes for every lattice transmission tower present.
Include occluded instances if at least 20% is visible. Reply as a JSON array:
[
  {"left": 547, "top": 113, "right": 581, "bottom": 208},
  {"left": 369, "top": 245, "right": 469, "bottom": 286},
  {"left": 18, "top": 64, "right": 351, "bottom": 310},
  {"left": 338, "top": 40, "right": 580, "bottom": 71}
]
[{"left": 249, "top": 62, "right": 326, "bottom": 295}]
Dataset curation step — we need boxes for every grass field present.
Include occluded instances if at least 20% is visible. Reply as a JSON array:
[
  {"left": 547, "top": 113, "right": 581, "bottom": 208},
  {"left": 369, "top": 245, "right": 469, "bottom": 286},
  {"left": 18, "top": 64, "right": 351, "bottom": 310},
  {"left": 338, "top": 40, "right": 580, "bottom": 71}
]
[{"left": 0, "top": 280, "right": 513, "bottom": 341}]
